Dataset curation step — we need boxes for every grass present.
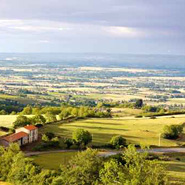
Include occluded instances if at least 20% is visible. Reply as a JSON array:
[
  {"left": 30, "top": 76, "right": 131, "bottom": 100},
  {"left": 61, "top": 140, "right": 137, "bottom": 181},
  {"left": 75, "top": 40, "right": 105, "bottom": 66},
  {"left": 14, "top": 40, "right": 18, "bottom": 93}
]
[
  {"left": 111, "top": 108, "right": 143, "bottom": 117},
  {"left": 41, "top": 116, "right": 185, "bottom": 147},
  {"left": 31, "top": 152, "right": 77, "bottom": 170},
  {"left": 0, "top": 115, "right": 18, "bottom": 128}
]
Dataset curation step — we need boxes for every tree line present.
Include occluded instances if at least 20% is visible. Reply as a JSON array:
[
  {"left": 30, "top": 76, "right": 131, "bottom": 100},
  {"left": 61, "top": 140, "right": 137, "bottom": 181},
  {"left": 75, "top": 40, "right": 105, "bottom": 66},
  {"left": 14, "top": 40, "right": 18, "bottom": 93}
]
[
  {"left": 13, "top": 105, "right": 111, "bottom": 128},
  {"left": 0, "top": 144, "right": 168, "bottom": 185}
]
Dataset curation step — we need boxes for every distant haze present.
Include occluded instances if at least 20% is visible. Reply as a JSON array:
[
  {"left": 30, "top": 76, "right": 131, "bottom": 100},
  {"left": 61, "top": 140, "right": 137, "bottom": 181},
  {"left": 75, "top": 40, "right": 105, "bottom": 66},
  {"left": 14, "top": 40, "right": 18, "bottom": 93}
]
[{"left": 0, "top": 53, "right": 185, "bottom": 69}]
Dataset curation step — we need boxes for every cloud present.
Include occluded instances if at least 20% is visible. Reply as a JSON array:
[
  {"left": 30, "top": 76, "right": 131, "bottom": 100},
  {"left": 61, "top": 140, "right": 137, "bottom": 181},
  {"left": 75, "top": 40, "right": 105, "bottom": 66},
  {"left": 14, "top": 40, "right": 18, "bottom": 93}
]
[
  {"left": 104, "top": 26, "right": 144, "bottom": 38},
  {"left": 0, "top": 0, "right": 184, "bottom": 54}
]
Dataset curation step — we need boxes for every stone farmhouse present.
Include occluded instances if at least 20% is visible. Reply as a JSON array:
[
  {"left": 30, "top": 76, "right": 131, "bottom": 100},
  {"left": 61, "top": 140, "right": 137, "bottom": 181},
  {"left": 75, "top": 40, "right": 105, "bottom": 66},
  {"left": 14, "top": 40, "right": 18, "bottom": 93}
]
[{"left": 1, "top": 125, "right": 38, "bottom": 147}]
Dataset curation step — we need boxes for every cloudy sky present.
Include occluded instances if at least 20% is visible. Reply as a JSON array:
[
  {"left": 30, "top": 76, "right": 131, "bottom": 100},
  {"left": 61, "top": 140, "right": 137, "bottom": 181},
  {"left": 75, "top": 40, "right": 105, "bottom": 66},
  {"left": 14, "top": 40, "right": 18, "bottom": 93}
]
[{"left": 0, "top": 0, "right": 184, "bottom": 54}]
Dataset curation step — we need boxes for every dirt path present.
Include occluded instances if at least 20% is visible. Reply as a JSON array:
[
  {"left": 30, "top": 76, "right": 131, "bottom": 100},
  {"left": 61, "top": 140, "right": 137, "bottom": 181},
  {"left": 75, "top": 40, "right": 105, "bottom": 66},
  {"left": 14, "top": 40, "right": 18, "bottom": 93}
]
[{"left": 25, "top": 147, "right": 185, "bottom": 157}]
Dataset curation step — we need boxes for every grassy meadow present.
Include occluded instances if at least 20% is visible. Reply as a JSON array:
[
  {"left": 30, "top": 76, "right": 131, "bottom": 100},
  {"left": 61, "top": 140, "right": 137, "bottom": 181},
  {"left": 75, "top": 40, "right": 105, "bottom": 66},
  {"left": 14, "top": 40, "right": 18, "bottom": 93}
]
[
  {"left": 40, "top": 115, "right": 185, "bottom": 147},
  {"left": 31, "top": 152, "right": 77, "bottom": 170}
]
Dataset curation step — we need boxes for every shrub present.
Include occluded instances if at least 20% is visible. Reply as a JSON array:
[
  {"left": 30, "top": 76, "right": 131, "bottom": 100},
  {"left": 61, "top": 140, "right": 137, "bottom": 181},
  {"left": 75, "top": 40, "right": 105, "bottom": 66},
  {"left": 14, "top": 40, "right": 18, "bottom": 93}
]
[
  {"left": 0, "top": 126, "right": 10, "bottom": 132},
  {"left": 33, "top": 141, "right": 59, "bottom": 151},
  {"left": 72, "top": 129, "right": 92, "bottom": 146},
  {"left": 45, "top": 132, "right": 55, "bottom": 140},
  {"left": 64, "top": 138, "right": 74, "bottom": 149},
  {"left": 135, "top": 115, "right": 143, "bottom": 118},
  {"left": 110, "top": 135, "right": 126, "bottom": 149},
  {"left": 42, "top": 134, "right": 49, "bottom": 142},
  {"left": 162, "top": 124, "right": 183, "bottom": 139}
]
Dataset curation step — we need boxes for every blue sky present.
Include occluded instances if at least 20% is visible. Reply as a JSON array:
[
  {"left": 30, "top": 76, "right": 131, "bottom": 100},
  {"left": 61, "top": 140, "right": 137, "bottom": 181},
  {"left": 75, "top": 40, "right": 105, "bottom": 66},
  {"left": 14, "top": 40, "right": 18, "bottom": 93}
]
[{"left": 0, "top": 0, "right": 184, "bottom": 55}]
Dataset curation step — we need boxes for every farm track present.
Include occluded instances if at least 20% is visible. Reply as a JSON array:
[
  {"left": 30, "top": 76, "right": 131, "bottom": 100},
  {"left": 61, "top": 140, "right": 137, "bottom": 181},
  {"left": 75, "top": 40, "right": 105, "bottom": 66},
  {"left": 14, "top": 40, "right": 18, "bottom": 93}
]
[{"left": 25, "top": 147, "right": 185, "bottom": 157}]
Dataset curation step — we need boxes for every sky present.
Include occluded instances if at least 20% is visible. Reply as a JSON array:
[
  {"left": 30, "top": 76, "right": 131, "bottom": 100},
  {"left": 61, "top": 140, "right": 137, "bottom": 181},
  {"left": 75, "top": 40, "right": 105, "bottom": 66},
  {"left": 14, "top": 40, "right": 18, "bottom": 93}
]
[{"left": 0, "top": 0, "right": 184, "bottom": 55}]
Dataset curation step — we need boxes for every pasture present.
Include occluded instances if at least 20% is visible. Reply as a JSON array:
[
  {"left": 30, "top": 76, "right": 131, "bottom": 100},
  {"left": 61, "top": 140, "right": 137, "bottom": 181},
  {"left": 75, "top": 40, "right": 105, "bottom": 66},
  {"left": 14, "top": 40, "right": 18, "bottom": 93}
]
[
  {"left": 41, "top": 116, "right": 185, "bottom": 147},
  {"left": 31, "top": 151, "right": 77, "bottom": 170}
]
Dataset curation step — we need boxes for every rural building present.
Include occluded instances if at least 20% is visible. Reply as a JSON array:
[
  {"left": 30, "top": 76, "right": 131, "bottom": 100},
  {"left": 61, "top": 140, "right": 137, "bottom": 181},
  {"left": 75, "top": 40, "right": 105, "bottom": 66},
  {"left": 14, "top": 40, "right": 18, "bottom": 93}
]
[{"left": 0, "top": 125, "right": 38, "bottom": 147}]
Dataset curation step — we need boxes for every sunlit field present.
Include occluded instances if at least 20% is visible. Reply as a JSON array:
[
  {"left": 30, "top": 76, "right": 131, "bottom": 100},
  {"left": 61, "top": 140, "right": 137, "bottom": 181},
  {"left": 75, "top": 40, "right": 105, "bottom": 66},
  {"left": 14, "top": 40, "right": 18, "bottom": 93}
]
[{"left": 41, "top": 116, "right": 185, "bottom": 147}]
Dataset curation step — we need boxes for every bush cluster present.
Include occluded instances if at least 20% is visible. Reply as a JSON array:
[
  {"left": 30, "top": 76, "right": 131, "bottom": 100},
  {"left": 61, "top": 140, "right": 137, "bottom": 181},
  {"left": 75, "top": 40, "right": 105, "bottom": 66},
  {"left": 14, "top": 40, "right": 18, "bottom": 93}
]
[{"left": 162, "top": 124, "right": 183, "bottom": 139}]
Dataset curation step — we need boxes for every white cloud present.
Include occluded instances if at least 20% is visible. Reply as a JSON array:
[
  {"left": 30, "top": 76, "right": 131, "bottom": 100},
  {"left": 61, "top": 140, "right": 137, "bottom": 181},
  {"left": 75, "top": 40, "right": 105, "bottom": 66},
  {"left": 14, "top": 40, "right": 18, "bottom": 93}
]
[{"left": 104, "top": 26, "right": 145, "bottom": 38}]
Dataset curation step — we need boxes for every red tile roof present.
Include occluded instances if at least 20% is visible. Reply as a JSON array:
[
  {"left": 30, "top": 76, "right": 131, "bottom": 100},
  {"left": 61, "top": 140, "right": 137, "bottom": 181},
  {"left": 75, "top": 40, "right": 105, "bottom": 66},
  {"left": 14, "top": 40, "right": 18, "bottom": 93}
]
[
  {"left": 24, "top": 125, "right": 37, "bottom": 130},
  {"left": 3, "top": 132, "right": 28, "bottom": 142}
]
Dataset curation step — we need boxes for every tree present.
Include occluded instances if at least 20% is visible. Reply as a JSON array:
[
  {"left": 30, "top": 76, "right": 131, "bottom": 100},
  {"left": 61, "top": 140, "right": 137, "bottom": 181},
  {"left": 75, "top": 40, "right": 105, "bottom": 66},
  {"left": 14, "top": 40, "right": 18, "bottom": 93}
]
[
  {"left": 13, "top": 115, "right": 31, "bottom": 128},
  {"left": 71, "top": 108, "right": 78, "bottom": 117},
  {"left": 59, "top": 109, "right": 69, "bottom": 120},
  {"left": 135, "top": 99, "right": 143, "bottom": 108},
  {"left": 64, "top": 138, "right": 74, "bottom": 149},
  {"left": 45, "top": 132, "right": 55, "bottom": 140},
  {"left": 21, "top": 105, "right": 32, "bottom": 115},
  {"left": 45, "top": 112, "right": 57, "bottom": 123},
  {"left": 162, "top": 124, "right": 183, "bottom": 139},
  {"left": 0, "top": 143, "right": 21, "bottom": 180},
  {"left": 110, "top": 135, "right": 126, "bottom": 148},
  {"left": 99, "top": 159, "right": 125, "bottom": 185},
  {"left": 123, "top": 145, "right": 167, "bottom": 184},
  {"left": 31, "top": 114, "right": 46, "bottom": 125},
  {"left": 54, "top": 148, "right": 102, "bottom": 184},
  {"left": 72, "top": 129, "right": 92, "bottom": 145}
]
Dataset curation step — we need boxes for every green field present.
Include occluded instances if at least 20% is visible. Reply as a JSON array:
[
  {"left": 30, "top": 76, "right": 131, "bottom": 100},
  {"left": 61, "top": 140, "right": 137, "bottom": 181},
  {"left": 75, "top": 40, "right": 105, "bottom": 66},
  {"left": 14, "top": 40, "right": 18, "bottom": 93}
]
[
  {"left": 41, "top": 116, "right": 185, "bottom": 147},
  {"left": 31, "top": 152, "right": 77, "bottom": 170}
]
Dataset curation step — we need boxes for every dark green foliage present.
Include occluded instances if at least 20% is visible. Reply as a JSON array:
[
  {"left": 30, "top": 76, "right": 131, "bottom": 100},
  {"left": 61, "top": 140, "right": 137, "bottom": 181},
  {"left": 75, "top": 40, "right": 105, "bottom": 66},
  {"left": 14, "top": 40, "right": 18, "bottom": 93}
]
[
  {"left": 135, "top": 99, "right": 143, "bottom": 108},
  {"left": 13, "top": 115, "right": 31, "bottom": 128},
  {"left": 0, "top": 126, "right": 10, "bottom": 132},
  {"left": 110, "top": 135, "right": 126, "bottom": 149},
  {"left": 33, "top": 141, "right": 60, "bottom": 151},
  {"left": 64, "top": 138, "right": 74, "bottom": 149},
  {"left": 31, "top": 114, "right": 46, "bottom": 125},
  {"left": 39, "top": 132, "right": 59, "bottom": 151},
  {"left": 162, "top": 124, "right": 183, "bottom": 139},
  {"left": 72, "top": 129, "right": 92, "bottom": 146},
  {"left": 45, "top": 132, "right": 55, "bottom": 140}
]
